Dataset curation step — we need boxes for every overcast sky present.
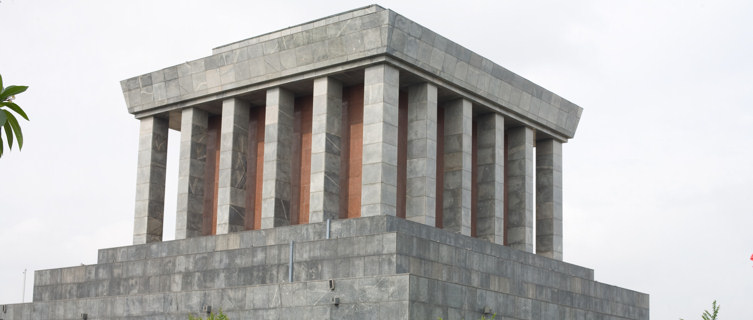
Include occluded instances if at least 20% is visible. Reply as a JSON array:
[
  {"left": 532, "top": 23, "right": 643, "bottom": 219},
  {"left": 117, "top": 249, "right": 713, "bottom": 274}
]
[{"left": 1, "top": 0, "right": 751, "bottom": 318}]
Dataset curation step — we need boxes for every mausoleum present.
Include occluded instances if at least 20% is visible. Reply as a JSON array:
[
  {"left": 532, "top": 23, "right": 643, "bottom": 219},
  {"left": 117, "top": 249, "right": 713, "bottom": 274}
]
[{"left": 1, "top": 5, "right": 648, "bottom": 319}]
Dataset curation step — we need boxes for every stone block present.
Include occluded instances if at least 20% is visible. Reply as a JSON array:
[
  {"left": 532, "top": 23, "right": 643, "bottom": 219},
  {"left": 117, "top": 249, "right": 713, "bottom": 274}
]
[
  {"left": 133, "top": 116, "right": 169, "bottom": 245},
  {"left": 442, "top": 99, "right": 472, "bottom": 236},
  {"left": 536, "top": 139, "right": 563, "bottom": 260},
  {"left": 309, "top": 77, "right": 343, "bottom": 223},
  {"left": 506, "top": 126, "right": 534, "bottom": 253},
  {"left": 175, "top": 108, "right": 209, "bottom": 240},
  {"left": 360, "top": 64, "right": 400, "bottom": 218},
  {"left": 261, "top": 88, "right": 296, "bottom": 229}
]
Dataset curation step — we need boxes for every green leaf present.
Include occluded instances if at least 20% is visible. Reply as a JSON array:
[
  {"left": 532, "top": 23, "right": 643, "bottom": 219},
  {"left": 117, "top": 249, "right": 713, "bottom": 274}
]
[
  {"left": 0, "top": 110, "right": 6, "bottom": 128},
  {"left": 0, "top": 74, "right": 4, "bottom": 92},
  {"left": 5, "top": 110, "right": 23, "bottom": 149},
  {"left": 0, "top": 101, "right": 29, "bottom": 120},
  {"left": 3, "top": 119, "right": 14, "bottom": 149},
  {"left": 0, "top": 85, "right": 28, "bottom": 101},
  {"left": 0, "top": 132, "right": 4, "bottom": 157}
]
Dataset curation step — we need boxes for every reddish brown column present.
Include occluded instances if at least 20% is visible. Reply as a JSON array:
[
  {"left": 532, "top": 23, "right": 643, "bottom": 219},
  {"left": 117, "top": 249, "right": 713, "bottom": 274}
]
[
  {"left": 292, "top": 96, "right": 313, "bottom": 225},
  {"left": 435, "top": 107, "right": 445, "bottom": 229},
  {"left": 205, "top": 116, "right": 221, "bottom": 235},
  {"left": 343, "top": 85, "right": 364, "bottom": 218},
  {"left": 245, "top": 107, "right": 265, "bottom": 230},
  {"left": 471, "top": 120, "right": 478, "bottom": 238},
  {"left": 503, "top": 133, "right": 508, "bottom": 245},
  {"left": 397, "top": 91, "right": 408, "bottom": 219}
]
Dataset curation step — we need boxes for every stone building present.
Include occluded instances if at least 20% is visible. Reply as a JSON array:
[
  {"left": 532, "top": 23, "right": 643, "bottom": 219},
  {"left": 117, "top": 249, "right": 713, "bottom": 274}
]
[{"left": 1, "top": 5, "right": 648, "bottom": 319}]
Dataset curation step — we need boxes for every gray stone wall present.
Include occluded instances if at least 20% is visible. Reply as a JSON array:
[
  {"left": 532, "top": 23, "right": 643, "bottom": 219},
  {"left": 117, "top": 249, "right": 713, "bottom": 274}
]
[
  {"left": 8, "top": 216, "right": 647, "bottom": 319},
  {"left": 120, "top": 5, "right": 582, "bottom": 140},
  {"left": 388, "top": 12, "right": 581, "bottom": 138},
  {"left": 121, "top": 6, "right": 391, "bottom": 117}
]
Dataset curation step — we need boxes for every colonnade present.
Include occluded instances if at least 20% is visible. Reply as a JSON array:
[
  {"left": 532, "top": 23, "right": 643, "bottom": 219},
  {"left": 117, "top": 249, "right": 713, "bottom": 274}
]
[{"left": 132, "top": 64, "right": 563, "bottom": 260}]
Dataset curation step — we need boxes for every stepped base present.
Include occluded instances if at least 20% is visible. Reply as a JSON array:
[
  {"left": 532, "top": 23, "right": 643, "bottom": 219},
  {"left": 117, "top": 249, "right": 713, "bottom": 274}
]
[{"left": 0, "top": 216, "right": 648, "bottom": 319}]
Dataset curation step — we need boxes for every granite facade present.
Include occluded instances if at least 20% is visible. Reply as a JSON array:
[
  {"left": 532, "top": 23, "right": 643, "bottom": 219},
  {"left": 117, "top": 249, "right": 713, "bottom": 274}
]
[
  {"left": 0, "top": 5, "right": 650, "bottom": 320},
  {"left": 309, "top": 77, "right": 343, "bottom": 223},
  {"left": 506, "top": 126, "right": 534, "bottom": 253},
  {"left": 2, "top": 216, "right": 647, "bottom": 319},
  {"left": 216, "top": 98, "right": 250, "bottom": 234},
  {"left": 120, "top": 5, "right": 581, "bottom": 140},
  {"left": 175, "top": 108, "right": 209, "bottom": 239},
  {"left": 261, "top": 88, "right": 295, "bottom": 228},
  {"left": 133, "top": 116, "right": 169, "bottom": 245},
  {"left": 475, "top": 113, "right": 505, "bottom": 245},
  {"left": 405, "top": 83, "right": 438, "bottom": 226}
]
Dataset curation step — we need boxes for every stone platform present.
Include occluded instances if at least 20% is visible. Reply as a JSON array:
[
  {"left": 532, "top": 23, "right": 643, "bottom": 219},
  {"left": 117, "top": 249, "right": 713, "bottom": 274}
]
[{"left": 1, "top": 216, "right": 648, "bottom": 319}]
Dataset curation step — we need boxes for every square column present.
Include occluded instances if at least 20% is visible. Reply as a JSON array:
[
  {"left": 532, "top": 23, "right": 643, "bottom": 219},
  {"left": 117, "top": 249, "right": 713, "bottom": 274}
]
[
  {"left": 216, "top": 98, "right": 250, "bottom": 234},
  {"left": 406, "top": 83, "right": 437, "bottom": 226},
  {"left": 309, "top": 77, "right": 343, "bottom": 223},
  {"left": 133, "top": 116, "right": 168, "bottom": 244},
  {"left": 360, "top": 64, "right": 400, "bottom": 217},
  {"left": 536, "top": 139, "right": 563, "bottom": 260},
  {"left": 261, "top": 87, "right": 295, "bottom": 228},
  {"left": 175, "top": 108, "right": 209, "bottom": 239},
  {"left": 475, "top": 113, "right": 505, "bottom": 244},
  {"left": 442, "top": 99, "right": 472, "bottom": 236},
  {"left": 506, "top": 126, "right": 534, "bottom": 252}
]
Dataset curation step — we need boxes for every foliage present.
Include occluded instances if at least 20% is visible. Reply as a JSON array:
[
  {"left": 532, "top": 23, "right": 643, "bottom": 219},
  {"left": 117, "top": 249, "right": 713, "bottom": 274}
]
[
  {"left": 701, "top": 301, "right": 720, "bottom": 320},
  {"left": 680, "top": 300, "right": 720, "bottom": 320},
  {"left": 0, "top": 74, "right": 29, "bottom": 157},
  {"left": 188, "top": 309, "right": 228, "bottom": 320}
]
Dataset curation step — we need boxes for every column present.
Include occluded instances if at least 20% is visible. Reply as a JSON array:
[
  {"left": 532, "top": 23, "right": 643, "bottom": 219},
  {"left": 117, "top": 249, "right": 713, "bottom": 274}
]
[
  {"left": 309, "top": 77, "right": 343, "bottom": 223},
  {"left": 442, "top": 99, "right": 472, "bottom": 236},
  {"left": 476, "top": 113, "right": 505, "bottom": 244},
  {"left": 405, "top": 83, "right": 437, "bottom": 226},
  {"left": 133, "top": 116, "right": 168, "bottom": 244},
  {"left": 360, "top": 64, "right": 400, "bottom": 217},
  {"left": 506, "top": 126, "right": 534, "bottom": 252},
  {"left": 175, "top": 108, "right": 208, "bottom": 239},
  {"left": 261, "top": 87, "right": 295, "bottom": 228},
  {"left": 216, "top": 98, "right": 250, "bottom": 234},
  {"left": 536, "top": 139, "right": 563, "bottom": 260}
]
